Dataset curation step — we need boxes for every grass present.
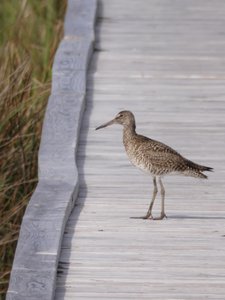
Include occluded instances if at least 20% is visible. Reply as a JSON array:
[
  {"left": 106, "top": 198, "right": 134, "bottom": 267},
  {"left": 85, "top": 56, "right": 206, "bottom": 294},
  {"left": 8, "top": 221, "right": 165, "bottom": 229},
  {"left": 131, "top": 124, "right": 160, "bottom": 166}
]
[{"left": 0, "top": 0, "right": 67, "bottom": 297}]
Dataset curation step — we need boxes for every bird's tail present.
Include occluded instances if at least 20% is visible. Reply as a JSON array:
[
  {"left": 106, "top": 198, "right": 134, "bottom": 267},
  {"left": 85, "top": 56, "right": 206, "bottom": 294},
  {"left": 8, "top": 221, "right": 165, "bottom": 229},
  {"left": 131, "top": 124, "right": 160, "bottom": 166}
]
[
  {"left": 197, "top": 165, "right": 213, "bottom": 172},
  {"left": 184, "top": 159, "right": 213, "bottom": 179}
]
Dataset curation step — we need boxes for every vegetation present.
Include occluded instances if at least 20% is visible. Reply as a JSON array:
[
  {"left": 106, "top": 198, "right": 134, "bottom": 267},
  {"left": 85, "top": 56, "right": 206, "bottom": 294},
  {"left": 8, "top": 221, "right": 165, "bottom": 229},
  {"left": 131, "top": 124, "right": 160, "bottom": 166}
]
[{"left": 0, "top": 1, "right": 67, "bottom": 297}]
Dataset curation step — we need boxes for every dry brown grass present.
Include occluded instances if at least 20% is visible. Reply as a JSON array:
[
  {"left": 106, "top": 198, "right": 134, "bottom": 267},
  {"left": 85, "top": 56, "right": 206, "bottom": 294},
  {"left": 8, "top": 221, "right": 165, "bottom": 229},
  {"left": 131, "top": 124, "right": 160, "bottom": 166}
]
[{"left": 0, "top": 1, "right": 67, "bottom": 297}]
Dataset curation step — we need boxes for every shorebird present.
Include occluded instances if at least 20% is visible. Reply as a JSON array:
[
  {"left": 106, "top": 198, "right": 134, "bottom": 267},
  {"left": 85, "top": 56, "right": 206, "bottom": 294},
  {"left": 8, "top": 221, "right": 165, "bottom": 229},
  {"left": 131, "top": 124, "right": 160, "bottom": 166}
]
[{"left": 96, "top": 111, "right": 213, "bottom": 220}]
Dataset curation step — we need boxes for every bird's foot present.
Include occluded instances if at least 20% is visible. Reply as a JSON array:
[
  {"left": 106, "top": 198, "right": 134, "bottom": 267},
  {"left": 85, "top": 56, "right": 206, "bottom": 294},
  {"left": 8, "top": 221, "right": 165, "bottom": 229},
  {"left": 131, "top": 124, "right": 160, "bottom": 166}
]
[
  {"left": 142, "top": 214, "right": 154, "bottom": 220},
  {"left": 130, "top": 214, "right": 153, "bottom": 220},
  {"left": 131, "top": 213, "right": 167, "bottom": 220},
  {"left": 153, "top": 212, "right": 167, "bottom": 220}
]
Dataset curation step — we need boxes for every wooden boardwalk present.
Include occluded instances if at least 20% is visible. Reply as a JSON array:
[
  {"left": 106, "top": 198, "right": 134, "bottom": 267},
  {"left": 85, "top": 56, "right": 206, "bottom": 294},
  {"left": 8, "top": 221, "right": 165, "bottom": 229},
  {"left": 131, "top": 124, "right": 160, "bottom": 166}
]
[{"left": 55, "top": 0, "right": 225, "bottom": 299}]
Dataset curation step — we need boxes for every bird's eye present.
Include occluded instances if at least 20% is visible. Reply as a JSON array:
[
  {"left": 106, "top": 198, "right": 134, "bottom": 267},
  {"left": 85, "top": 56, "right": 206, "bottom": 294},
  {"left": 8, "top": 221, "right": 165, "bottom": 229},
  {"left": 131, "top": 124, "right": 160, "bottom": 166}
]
[{"left": 116, "top": 113, "right": 124, "bottom": 119}]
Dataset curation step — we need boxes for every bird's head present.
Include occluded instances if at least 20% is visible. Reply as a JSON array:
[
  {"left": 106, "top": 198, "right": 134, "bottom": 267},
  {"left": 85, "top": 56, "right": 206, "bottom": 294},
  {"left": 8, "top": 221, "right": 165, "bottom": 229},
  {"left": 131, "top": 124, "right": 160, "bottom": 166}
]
[{"left": 96, "top": 110, "right": 136, "bottom": 130}]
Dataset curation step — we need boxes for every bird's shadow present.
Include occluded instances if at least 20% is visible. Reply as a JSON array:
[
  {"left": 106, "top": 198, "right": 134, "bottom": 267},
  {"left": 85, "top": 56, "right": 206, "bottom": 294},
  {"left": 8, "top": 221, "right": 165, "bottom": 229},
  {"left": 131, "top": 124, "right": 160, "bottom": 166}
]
[
  {"left": 169, "top": 214, "right": 225, "bottom": 220},
  {"left": 130, "top": 214, "right": 225, "bottom": 220}
]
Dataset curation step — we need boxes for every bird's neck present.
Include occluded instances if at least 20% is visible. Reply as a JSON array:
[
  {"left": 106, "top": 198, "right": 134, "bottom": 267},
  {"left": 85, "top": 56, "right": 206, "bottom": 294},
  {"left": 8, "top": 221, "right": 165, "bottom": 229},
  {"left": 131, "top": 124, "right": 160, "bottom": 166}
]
[{"left": 123, "top": 124, "right": 136, "bottom": 144}]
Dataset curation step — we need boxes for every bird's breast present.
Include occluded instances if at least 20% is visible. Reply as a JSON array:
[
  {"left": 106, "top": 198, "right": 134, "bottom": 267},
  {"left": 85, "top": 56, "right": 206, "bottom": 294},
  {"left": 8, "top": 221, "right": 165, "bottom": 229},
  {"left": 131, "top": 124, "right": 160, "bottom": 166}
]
[{"left": 123, "top": 140, "right": 152, "bottom": 173}]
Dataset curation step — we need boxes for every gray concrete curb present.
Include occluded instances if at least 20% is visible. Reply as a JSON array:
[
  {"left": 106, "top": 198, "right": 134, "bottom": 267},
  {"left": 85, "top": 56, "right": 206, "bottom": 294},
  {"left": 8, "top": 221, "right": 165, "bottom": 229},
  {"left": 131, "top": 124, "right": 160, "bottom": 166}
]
[{"left": 6, "top": 1, "right": 97, "bottom": 299}]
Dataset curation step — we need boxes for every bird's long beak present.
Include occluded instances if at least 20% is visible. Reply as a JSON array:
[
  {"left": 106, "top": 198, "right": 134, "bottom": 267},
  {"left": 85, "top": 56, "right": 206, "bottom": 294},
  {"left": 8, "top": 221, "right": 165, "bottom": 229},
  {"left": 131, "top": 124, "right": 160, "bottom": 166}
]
[{"left": 95, "top": 118, "right": 116, "bottom": 130}]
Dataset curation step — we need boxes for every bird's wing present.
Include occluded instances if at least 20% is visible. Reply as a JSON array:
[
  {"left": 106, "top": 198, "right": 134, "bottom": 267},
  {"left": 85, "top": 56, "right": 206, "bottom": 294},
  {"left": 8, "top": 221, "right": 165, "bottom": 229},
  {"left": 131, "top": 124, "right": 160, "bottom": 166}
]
[
  {"left": 137, "top": 135, "right": 181, "bottom": 156},
  {"left": 136, "top": 135, "right": 187, "bottom": 172}
]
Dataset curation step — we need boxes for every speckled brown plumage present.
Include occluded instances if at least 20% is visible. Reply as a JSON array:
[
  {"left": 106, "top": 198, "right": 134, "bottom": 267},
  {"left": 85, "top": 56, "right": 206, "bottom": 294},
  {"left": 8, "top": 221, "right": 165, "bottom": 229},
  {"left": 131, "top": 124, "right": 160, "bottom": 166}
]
[{"left": 96, "top": 110, "right": 213, "bottom": 220}]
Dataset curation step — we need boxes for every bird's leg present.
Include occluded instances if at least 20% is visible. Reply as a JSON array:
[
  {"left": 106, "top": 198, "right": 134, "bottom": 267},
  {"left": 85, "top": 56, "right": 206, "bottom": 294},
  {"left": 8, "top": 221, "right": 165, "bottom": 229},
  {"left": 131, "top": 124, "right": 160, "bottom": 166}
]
[
  {"left": 153, "top": 177, "right": 167, "bottom": 220},
  {"left": 142, "top": 176, "right": 158, "bottom": 219}
]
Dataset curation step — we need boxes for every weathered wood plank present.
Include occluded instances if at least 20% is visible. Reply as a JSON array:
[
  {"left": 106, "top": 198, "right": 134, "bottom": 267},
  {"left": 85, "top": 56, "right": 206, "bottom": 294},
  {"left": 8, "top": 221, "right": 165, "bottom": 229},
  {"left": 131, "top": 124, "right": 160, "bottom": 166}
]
[
  {"left": 55, "top": 0, "right": 225, "bottom": 299},
  {"left": 6, "top": 1, "right": 97, "bottom": 300}
]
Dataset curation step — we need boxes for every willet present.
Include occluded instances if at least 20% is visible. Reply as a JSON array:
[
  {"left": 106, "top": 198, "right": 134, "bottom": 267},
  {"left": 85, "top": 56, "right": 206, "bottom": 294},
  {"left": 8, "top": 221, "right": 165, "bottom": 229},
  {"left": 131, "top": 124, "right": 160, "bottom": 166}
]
[{"left": 96, "top": 111, "right": 213, "bottom": 220}]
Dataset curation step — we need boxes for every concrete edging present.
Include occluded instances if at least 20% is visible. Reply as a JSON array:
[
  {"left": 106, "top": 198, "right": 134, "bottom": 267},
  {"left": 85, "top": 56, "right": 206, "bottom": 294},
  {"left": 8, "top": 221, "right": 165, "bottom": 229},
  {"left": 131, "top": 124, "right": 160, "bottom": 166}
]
[{"left": 6, "top": 1, "right": 97, "bottom": 299}]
